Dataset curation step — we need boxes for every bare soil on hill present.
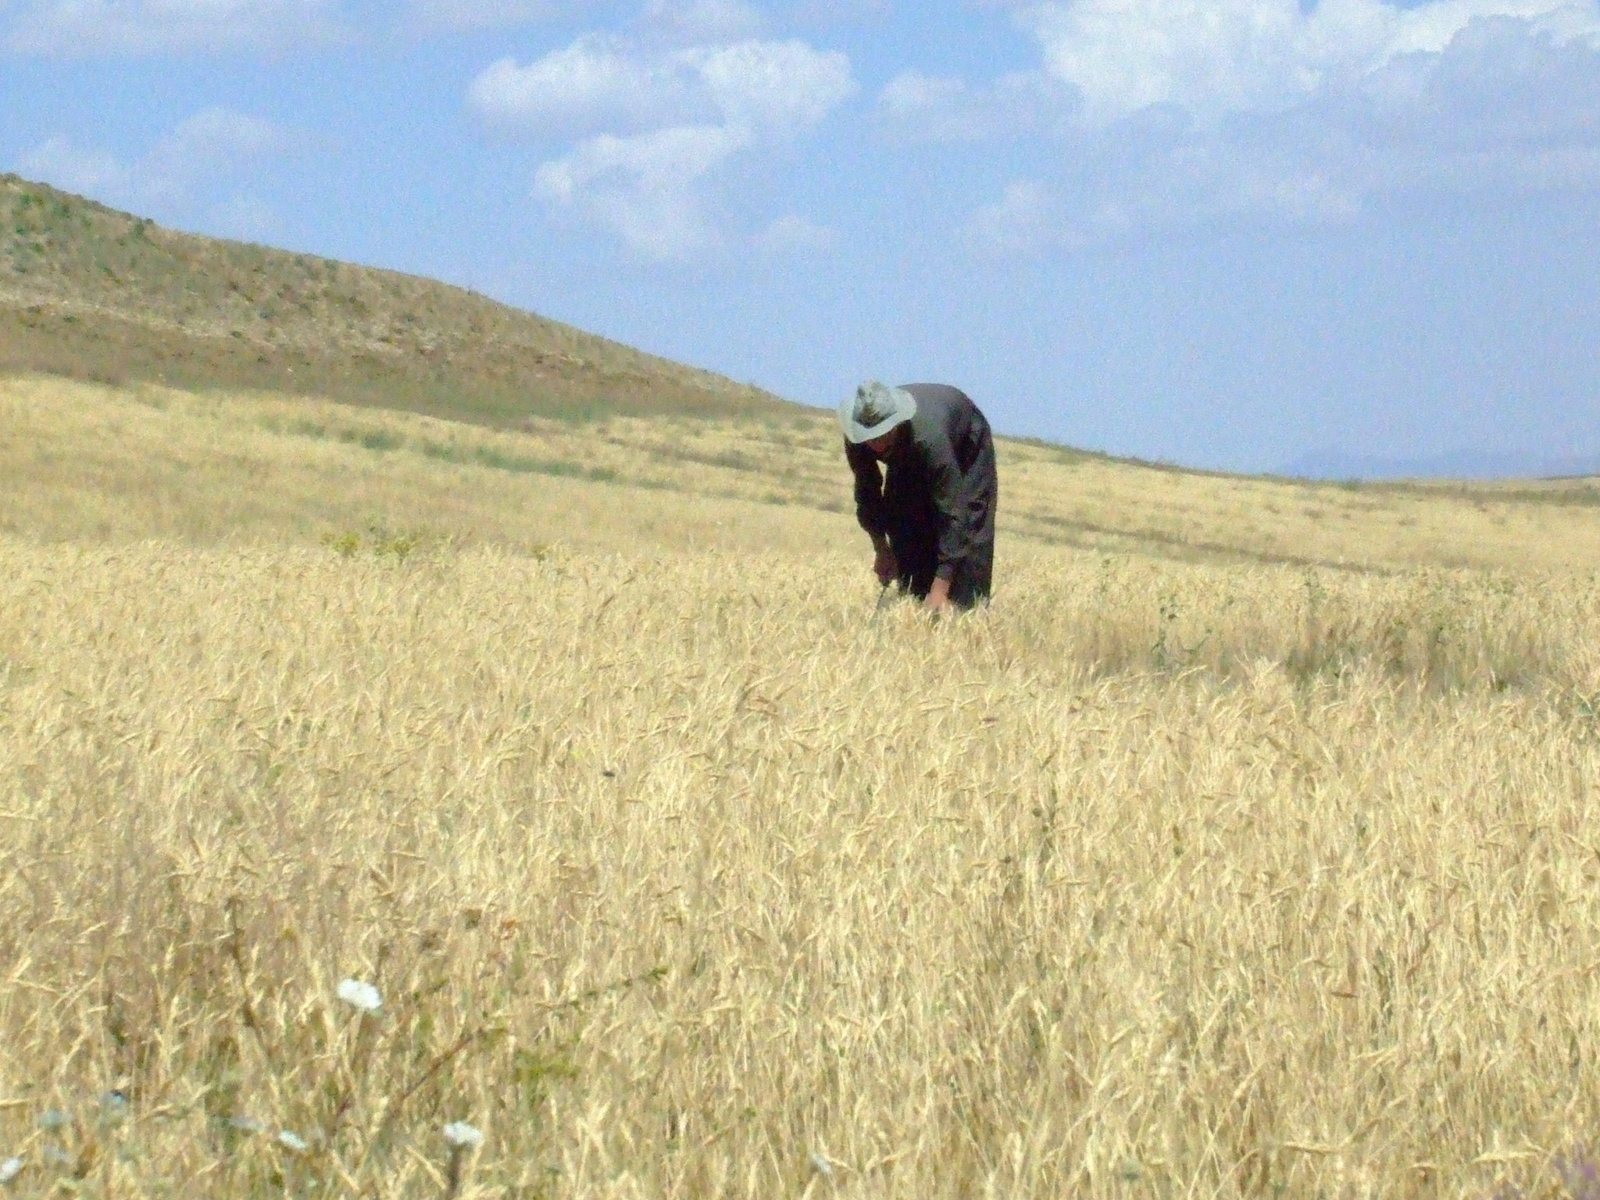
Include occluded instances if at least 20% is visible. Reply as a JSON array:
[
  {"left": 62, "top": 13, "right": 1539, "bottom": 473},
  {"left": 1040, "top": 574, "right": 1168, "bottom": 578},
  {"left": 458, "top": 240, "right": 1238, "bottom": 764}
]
[{"left": 0, "top": 174, "right": 800, "bottom": 426}]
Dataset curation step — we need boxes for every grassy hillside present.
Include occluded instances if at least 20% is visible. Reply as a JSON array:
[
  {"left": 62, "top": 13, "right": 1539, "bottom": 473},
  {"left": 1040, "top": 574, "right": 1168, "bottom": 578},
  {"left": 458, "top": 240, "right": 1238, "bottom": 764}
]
[{"left": 0, "top": 174, "right": 798, "bottom": 424}]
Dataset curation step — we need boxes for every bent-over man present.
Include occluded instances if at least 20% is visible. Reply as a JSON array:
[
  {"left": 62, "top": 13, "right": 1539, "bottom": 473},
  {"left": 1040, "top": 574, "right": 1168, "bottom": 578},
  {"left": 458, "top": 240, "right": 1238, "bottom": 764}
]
[{"left": 839, "top": 381, "right": 998, "bottom": 611}]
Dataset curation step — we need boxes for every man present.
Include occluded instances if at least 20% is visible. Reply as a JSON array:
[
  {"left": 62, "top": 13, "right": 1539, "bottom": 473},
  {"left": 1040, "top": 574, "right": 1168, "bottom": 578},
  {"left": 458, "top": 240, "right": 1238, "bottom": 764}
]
[{"left": 839, "top": 381, "right": 998, "bottom": 611}]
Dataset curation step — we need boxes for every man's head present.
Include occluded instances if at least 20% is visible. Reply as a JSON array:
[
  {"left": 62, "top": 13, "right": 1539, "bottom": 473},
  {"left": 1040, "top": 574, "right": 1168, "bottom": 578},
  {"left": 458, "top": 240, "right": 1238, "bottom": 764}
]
[{"left": 838, "top": 381, "right": 916, "bottom": 447}]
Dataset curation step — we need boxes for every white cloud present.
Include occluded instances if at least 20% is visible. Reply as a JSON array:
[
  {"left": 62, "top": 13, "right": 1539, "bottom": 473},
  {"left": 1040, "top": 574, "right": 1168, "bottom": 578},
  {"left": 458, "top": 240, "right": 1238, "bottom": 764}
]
[
  {"left": 162, "top": 107, "right": 287, "bottom": 162},
  {"left": 17, "top": 137, "right": 130, "bottom": 196},
  {"left": 470, "top": 37, "right": 695, "bottom": 135},
  {"left": 6, "top": 0, "right": 339, "bottom": 54},
  {"left": 898, "top": 1, "right": 1600, "bottom": 249},
  {"left": 15, "top": 107, "right": 291, "bottom": 230},
  {"left": 881, "top": 69, "right": 970, "bottom": 121},
  {"left": 471, "top": 35, "right": 854, "bottom": 136},
  {"left": 1017, "top": 0, "right": 1600, "bottom": 122},
  {"left": 534, "top": 123, "right": 744, "bottom": 257},
  {"left": 474, "top": 32, "right": 855, "bottom": 258},
  {"left": 132, "top": 107, "right": 289, "bottom": 203},
  {"left": 534, "top": 124, "right": 743, "bottom": 205},
  {"left": 1022, "top": 0, "right": 1323, "bottom": 120},
  {"left": 970, "top": 179, "right": 1075, "bottom": 252},
  {"left": 692, "top": 37, "right": 856, "bottom": 132},
  {"left": 878, "top": 67, "right": 1075, "bottom": 140}
]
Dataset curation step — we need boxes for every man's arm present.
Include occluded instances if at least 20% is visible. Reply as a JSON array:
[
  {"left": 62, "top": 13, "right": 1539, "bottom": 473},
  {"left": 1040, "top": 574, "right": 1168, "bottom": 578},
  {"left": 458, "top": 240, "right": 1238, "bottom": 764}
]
[
  {"left": 845, "top": 440, "right": 890, "bottom": 536},
  {"left": 846, "top": 441, "right": 898, "bottom": 584}
]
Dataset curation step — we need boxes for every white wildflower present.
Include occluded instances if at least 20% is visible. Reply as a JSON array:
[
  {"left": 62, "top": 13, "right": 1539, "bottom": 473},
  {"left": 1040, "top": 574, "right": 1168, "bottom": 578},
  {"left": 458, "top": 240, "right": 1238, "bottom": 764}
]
[
  {"left": 336, "top": 978, "right": 382, "bottom": 1012},
  {"left": 0, "top": 1157, "right": 22, "bottom": 1185},
  {"left": 277, "top": 1130, "right": 309, "bottom": 1153},
  {"left": 442, "top": 1121, "right": 483, "bottom": 1148},
  {"left": 809, "top": 1150, "right": 835, "bottom": 1180},
  {"left": 230, "top": 1116, "right": 266, "bottom": 1134}
]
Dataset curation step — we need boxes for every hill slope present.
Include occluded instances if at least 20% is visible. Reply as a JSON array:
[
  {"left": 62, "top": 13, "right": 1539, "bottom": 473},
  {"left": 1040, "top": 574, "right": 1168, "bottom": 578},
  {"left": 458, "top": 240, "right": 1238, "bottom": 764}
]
[{"left": 0, "top": 174, "right": 797, "bottom": 424}]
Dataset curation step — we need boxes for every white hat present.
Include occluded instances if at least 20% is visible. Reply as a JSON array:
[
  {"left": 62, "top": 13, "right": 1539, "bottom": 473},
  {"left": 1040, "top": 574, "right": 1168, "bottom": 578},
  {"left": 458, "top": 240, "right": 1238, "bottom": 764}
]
[{"left": 838, "top": 381, "right": 917, "bottom": 443}]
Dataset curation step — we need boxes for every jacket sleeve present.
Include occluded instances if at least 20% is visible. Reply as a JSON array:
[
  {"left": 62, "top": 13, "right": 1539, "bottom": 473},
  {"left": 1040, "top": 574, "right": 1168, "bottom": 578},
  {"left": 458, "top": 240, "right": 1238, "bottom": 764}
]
[
  {"left": 921, "top": 431, "right": 975, "bottom": 580},
  {"left": 845, "top": 440, "right": 890, "bottom": 536}
]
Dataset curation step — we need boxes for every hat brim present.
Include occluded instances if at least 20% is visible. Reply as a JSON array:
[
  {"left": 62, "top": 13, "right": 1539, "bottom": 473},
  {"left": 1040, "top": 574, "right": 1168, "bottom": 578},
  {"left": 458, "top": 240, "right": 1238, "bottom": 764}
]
[{"left": 838, "top": 388, "right": 917, "bottom": 444}]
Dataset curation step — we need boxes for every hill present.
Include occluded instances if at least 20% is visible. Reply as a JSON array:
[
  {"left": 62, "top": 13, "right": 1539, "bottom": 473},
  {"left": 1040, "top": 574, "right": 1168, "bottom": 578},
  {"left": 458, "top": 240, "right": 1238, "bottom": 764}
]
[{"left": 0, "top": 174, "right": 798, "bottom": 424}]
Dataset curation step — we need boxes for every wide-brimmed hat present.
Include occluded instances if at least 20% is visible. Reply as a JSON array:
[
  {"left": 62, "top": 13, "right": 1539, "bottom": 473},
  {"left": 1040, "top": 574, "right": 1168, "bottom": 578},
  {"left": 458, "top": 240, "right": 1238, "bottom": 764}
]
[{"left": 838, "top": 381, "right": 917, "bottom": 443}]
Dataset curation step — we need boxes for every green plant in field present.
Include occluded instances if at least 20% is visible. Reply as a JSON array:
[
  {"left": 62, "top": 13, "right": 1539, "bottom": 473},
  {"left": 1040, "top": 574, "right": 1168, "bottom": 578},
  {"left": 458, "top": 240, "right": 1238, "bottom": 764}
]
[
  {"left": 1288, "top": 566, "right": 1342, "bottom": 683},
  {"left": 373, "top": 532, "right": 418, "bottom": 560},
  {"left": 1152, "top": 592, "right": 1180, "bottom": 670},
  {"left": 358, "top": 429, "right": 404, "bottom": 452},
  {"left": 364, "top": 519, "right": 419, "bottom": 560},
  {"left": 321, "top": 524, "right": 425, "bottom": 560},
  {"left": 417, "top": 437, "right": 617, "bottom": 483},
  {"left": 322, "top": 530, "right": 361, "bottom": 558}
]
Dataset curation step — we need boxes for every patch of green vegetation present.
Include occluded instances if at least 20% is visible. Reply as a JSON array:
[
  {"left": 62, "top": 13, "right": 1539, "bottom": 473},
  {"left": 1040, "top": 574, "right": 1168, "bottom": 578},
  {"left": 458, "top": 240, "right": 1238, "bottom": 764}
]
[
  {"left": 329, "top": 426, "right": 404, "bottom": 452},
  {"left": 322, "top": 529, "right": 361, "bottom": 557},
  {"left": 419, "top": 438, "right": 618, "bottom": 483},
  {"left": 638, "top": 442, "right": 768, "bottom": 474},
  {"left": 259, "top": 414, "right": 410, "bottom": 451},
  {"left": 321, "top": 521, "right": 425, "bottom": 560}
]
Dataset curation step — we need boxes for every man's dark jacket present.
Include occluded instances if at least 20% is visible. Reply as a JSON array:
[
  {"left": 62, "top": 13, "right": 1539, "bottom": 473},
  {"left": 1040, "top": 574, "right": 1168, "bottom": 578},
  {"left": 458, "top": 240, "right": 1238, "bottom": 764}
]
[{"left": 845, "top": 383, "right": 997, "bottom": 606}]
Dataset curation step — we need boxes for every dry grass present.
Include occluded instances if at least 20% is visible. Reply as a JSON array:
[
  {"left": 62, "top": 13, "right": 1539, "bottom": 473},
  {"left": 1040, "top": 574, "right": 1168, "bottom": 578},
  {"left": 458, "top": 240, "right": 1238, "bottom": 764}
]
[
  {"left": 6, "top": 374, "right": 1600, "bottom": 1198},
  {"left": 0, "top": 377, "right": 845, "bottom": 558},
  {"left": 999, "top": 445, "right": 1600, "bottom": 573},
  {"left": 3, "top": 540, "right": 1600, "bottom": 1200},
  {"left": 8, "top": 374, "right": 1600, "bottom": 574}
]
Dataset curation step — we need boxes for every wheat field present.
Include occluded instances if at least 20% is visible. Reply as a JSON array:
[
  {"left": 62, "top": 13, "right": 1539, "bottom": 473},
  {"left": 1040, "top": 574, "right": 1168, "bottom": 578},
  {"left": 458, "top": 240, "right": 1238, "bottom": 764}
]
[
  {"left": 9, "top": 374, "right": 1600, "bottom": 570},
  {"left": 4, "top": 375, "right": 1600, "bottom": 1199}
]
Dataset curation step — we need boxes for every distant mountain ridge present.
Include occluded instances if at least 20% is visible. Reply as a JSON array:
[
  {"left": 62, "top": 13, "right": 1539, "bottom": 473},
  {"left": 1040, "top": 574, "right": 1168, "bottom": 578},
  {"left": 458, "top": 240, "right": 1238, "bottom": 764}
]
[
  {"left": 0, "top": 174, "right": 800, "bottom": 425},
  {"left": 1281, "top": 447, "right": 1600, "bottom": 482}
]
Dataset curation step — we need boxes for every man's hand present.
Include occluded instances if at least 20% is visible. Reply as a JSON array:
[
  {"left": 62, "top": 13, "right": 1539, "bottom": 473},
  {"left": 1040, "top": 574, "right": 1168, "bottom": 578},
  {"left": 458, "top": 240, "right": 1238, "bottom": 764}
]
[
  {"left": 924, "top": 575, "right": 952, "bottom": 612},
  {"left": 872, "top": 538, "right": 898, "bottom": 585}
]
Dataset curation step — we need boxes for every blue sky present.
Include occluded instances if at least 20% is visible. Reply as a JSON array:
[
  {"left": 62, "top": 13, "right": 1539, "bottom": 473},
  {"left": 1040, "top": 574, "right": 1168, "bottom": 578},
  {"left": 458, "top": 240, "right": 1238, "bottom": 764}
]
[{"left": 3, "top": 0, "right": 1599, "bottom": 474}]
